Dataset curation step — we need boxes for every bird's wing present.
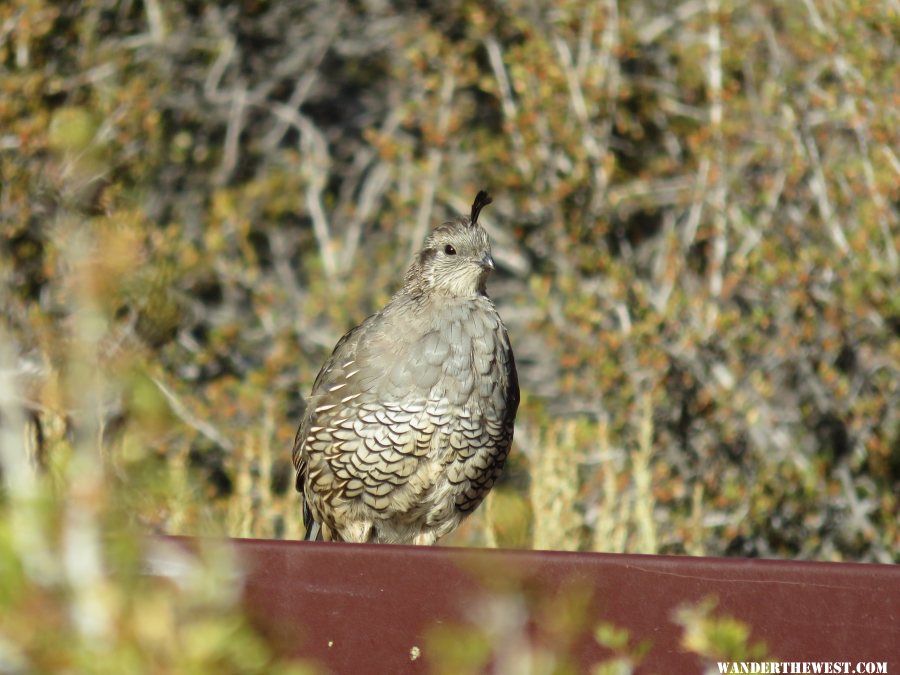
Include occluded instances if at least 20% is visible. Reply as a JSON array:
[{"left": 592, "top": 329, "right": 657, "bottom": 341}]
[
  {"left": 293, "top": 318, "right": 374, "bottom": 540},
  {"left": 292, "top": 320, "right": 370, "bottom": 473}
]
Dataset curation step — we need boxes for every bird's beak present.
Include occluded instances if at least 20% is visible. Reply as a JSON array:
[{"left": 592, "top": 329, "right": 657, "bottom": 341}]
[{"left": 480, "top": 253, "right": 495, "bottom": 272}]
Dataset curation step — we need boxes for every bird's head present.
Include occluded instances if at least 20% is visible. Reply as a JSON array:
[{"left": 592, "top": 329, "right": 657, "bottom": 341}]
[{"left": 406, "top": 190, "right": 496, "bottom": 298}]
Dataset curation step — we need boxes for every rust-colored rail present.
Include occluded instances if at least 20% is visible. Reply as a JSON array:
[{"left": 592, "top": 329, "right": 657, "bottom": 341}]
[{"left": 157, "top": 538, "right": 899, "bottom": 673}]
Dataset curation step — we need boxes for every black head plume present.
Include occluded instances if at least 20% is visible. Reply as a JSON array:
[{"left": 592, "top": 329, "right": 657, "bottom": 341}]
[{"left": 470, "top": 190, "right": 492, "bottom": 226}]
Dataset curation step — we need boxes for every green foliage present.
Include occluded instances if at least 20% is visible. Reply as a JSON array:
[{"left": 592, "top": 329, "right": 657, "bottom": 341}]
[
  {"left": 593, "top": 622, "right": 652, "bottom": 674},
  {"left": 675, "top": 597, "right": 769, "bottom": 663}
]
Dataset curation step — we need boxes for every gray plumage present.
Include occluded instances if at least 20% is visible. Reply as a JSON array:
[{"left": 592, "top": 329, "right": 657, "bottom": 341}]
[{"left": 292, "top": 190, "right": 519, "bottom": 545}]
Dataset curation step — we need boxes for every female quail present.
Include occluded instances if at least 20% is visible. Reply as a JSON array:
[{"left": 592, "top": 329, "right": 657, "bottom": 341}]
[{"left": 292, "top": 191, "right": 518, "bottom": 545}]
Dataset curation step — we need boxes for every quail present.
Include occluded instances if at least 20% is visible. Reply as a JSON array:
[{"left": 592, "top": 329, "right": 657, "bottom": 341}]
[{"left": 292, "top": 190, "right": 519, "bottom": 545}]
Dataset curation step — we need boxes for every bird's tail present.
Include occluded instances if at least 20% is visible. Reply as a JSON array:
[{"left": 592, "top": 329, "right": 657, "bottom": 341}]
[
  {"left": 301, "top": 495, "right": 324, "bottom": 541},
  {"left": 303, "top": 520, "right": 323, "bottom": 542}
]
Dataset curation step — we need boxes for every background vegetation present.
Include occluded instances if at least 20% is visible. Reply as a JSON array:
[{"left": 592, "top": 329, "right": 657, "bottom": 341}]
[{"left": 1, "top": 0, "right": 898, "bottom": 670}]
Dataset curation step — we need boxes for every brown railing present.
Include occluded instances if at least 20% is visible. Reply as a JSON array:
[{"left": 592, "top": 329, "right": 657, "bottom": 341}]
[{"left": 155, "top": 538, "right": 899, "bottom": 673}]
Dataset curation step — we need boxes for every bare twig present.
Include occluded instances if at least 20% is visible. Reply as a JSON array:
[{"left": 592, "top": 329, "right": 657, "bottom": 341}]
[
  {"left": 587, "top": 0, "right": 620, "bottom": 214},
  {"left": 144, "top": 0, "right": 166, "bottom": 43},
  {"left": 881, "top": 146, "right": 900, "bottom": 179},
  {"left": 484, "top": 36, "right": 532, "bottom": 178},
  {"left": 852, "top": 113, "right": 899, "bottom": 272},
  {"left": 554, "top": 38, "right": 600, "bottom": 161},
  {"left": 340, "top": 161, "right": 390, "bottom": 272},
  {"left": 705, "top": 0, "right": 727, "bottom": 304},
  {"left": 266, "top": 101, "right": 337, "bottom": 280},
  {"left": 215, "top": 81, "right": 248, "bottom": 185},
  {"left": 306, "top": 176, "right": 337, "bottom": 282},
  {"left": 800, "top": 122, "right": 850, "bottom": 254},
  {"left": 203, "top": 14, "right": 236, "bottom": 105},
  {"left": 261, "top": 71, "right": 319, "bottom": 151},
  {"left": 608, "top": 175, "right": 695, "bottom": 216},
  {"left": 409, "top": 65, "right": 456, "bottom": 258},
  {"left": 260, "top": 13, "right": 341, "bottom": 152},
  {"left": 649, "top": 210, "right": 678, "bottom": 313},
  {"left": 801, "top": 0, "right": 828, "bottom": 34},
  {"left": 637, "top": 0, "right": 707, "bottom": 44},
  {"left": 152, "top": 376, "right": 235, "bottom": 452},
  {"left": 268, "top": 226, "right": 306, "bottom": 310},
  {"left": 682, "top": 156, "right": 710, "bottom": 253},
  {"left": 575, "top": 2, "right": 596, "bottom": 76}
]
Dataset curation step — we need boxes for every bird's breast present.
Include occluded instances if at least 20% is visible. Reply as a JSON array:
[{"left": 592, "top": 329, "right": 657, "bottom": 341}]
[{"left": 402, "top": 299, "right": 511, "bottom": 412}]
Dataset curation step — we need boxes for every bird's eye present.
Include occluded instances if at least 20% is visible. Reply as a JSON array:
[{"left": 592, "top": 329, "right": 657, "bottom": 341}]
[{"left": 444, "top": 244, "right": 456, "bottom": 255}]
